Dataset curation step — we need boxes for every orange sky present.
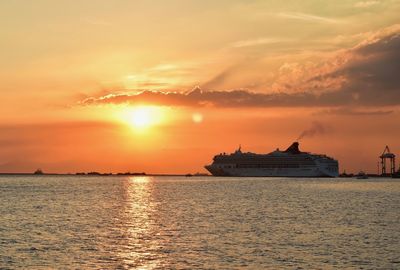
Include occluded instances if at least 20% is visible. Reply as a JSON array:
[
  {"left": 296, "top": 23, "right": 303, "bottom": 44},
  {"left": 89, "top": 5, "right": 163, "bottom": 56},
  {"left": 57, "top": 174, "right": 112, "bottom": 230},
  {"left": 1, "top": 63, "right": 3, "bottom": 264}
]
[{"left": 1, "top": 1, "right": 399, "bottom": 174}]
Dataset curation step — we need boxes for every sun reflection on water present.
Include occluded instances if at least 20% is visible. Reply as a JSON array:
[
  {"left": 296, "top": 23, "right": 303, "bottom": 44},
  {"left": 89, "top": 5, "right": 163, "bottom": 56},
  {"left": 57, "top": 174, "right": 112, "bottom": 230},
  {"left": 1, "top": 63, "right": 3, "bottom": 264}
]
[
  {"left": 119, "top": 176, "right": 162, "bottom": 269},
  {"left": 130, "top": 176, "right": 151, "bottom": 184}
]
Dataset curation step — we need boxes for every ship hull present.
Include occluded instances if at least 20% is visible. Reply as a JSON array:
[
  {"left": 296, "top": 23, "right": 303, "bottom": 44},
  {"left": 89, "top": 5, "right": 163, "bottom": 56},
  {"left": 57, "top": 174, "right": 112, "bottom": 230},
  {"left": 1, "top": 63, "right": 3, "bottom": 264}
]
[{"left": 205, "top": 165, "right": 338, "bottom": 177}]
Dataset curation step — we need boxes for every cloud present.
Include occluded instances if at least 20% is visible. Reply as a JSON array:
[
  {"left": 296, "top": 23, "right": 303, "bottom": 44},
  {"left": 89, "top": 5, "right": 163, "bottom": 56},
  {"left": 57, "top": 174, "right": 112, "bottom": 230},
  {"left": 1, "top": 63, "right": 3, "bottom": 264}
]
[
  {"left": 308, "top": 25, "right": 400, "bottom": 106},
  {"left": 78, "top": 86, "right": 367, "bottom": 108},
  {"left": 318, "top": 108, "right": 394, "bottom": 116},
  {"left": 277, "top": 12, "right": 341, "bottom": 24},
  {"left": 273, "top": 24, "right": 400, "bottom": 105},
  {"left": 231, "top": 37, "right": 292, "bottom": 48},
  {"left": 80, "top": 25, "right": 400, "bottom": 109},
  {"left": 354, "top": 1, "right": 380, "bottom": 8}
]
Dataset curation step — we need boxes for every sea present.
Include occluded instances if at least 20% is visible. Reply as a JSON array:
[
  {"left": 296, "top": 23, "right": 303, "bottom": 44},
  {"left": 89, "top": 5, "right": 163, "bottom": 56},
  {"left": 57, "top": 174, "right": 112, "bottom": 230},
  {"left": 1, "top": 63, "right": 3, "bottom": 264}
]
[{"left": 0, "top": 175, "right": 399, "bottom": 269}]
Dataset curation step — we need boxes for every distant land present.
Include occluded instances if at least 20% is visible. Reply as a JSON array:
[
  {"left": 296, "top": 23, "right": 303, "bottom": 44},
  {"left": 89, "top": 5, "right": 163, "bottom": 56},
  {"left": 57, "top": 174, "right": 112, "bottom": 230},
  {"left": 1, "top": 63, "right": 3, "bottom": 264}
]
[
  {"left": 0, "top": 167, "right": 398, "bottom": 178},
  {"left": 0, "top": 171, "right": 396, "bottom": 178},
  {"left": 0, "top": 170, "right": 210, "bottom": 177}
]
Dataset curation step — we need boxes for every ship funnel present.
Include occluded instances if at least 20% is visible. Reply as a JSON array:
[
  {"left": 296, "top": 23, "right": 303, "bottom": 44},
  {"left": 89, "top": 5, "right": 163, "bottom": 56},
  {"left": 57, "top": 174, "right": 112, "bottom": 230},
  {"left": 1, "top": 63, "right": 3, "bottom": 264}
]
[{"left": 285, "top": 142, "right": 302, "bottom": 154}]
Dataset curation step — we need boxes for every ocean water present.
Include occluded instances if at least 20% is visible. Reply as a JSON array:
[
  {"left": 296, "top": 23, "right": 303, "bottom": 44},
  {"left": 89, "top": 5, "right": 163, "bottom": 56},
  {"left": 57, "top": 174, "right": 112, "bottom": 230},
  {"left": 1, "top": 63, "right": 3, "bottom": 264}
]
[{"left": 0, "top": 176, "right": 399, "bottom": 269}]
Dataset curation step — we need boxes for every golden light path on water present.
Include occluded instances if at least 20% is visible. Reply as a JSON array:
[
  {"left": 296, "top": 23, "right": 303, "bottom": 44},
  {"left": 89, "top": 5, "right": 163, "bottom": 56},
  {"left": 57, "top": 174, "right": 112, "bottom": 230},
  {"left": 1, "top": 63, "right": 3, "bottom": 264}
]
[{"left": 120, "top": 176, "right": 160, "bottom": 269}]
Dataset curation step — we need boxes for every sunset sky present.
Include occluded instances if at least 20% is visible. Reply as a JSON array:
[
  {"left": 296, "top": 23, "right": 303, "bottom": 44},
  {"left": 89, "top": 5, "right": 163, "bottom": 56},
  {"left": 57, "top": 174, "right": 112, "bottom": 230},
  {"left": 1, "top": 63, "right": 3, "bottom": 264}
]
[{"left": 1, "top": 0, "right": 399, "bottom": 174}]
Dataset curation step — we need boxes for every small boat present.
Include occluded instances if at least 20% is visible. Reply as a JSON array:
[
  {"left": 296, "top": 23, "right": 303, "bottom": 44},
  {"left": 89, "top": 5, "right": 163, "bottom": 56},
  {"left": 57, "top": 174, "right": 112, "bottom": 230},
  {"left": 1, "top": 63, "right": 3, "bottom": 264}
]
[
  {"left": 356, "top": 171, "right": 368, "bottom": 179},
  {"left": 33, "top": 169, "right": 44, "bottom": 175}
]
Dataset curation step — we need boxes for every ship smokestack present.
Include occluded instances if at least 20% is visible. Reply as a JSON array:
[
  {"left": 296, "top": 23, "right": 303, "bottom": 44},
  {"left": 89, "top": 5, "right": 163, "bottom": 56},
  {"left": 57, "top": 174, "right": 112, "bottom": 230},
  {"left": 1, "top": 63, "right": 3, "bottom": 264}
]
[{"left": 285, "top": 142, "right": 302, "bottom": 154}]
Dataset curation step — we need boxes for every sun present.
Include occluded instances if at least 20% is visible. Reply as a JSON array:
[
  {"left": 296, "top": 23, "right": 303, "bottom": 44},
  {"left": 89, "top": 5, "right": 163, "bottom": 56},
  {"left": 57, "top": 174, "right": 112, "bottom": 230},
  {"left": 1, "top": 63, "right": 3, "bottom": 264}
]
[
  {"left": 112, "top": 105, "right": 176, "bottom": 132},
  {"left": 115, "top": 105, "right": 167, "bottom": 130},
  {"left": 132, "top": 107, "right": 152, "bottom": 127},
  {"left": 129, "top": 106, "right": 158, "bottom": 128}
]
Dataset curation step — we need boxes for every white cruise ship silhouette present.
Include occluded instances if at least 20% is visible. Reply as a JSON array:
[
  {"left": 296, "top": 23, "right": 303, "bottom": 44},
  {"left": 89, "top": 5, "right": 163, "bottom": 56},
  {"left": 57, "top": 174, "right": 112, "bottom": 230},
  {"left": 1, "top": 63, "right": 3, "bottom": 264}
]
[{"left": 205, "top": 142, "right": 339, "bottom": 177}]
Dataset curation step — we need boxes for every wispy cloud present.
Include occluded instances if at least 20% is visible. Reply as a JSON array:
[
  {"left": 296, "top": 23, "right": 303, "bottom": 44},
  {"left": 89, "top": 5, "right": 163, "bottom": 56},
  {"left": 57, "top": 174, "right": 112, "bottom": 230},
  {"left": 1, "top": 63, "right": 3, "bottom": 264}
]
[
  {"left": 318, "top": 108, "right": 394, "bottom": 116},
  {"left": 80, "top": 25, "right": 400, "bottom": 109},
  {"left": 277, "top": 12, "right": 341, "bottom": 24},
  {"left": 231, "top": 37, "right": 292, "bottom": 48},
  {"left": 354, "top": 1, "right": 380, "bottom": 8}
]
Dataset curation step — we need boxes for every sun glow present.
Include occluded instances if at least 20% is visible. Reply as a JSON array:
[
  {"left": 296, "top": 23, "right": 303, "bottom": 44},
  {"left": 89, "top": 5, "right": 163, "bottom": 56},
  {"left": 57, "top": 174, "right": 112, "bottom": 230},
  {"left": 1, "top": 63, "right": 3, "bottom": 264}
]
[
  {"left": 192, "top": 113, "right": 203, "bottom": 123},
  {"left": 132, "top": 107, "right": 152, "bottom": 127},
  {"left": 130, "top": 106, "right": 157, "bottom": 128},
  {"left": 116, "top": 105, "right": 167, "bottom": 130}
]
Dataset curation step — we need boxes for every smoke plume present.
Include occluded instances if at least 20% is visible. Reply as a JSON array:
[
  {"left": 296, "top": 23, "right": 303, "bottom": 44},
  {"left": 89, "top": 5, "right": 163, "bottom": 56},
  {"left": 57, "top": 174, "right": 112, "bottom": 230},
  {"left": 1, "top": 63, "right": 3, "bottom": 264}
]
[{"left": 297, "top": 121, "right": 327, "bottom": 141}]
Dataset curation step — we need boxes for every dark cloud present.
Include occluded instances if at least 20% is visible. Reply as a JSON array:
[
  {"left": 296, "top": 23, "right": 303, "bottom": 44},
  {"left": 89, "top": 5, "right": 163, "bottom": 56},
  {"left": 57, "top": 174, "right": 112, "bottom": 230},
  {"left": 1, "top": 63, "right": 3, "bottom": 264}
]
[
  {"left": 80, "top": 87, "right": 343, "bottom": 107},
  {"left": 318, "top": 108, "right": 394, "bottom": 116},
  {"left": 81, "top": 26, "right": 400, "bottom": 108},
  {"left": 309, "top": 29, "right": 400, "bottom": 106}
]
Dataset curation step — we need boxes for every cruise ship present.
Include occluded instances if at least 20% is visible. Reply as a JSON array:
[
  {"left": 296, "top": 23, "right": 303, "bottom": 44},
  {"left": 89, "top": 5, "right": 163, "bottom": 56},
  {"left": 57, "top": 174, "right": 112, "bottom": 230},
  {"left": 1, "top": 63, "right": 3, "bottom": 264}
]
[{"left": 205, "top": 142, "right": 339, "bottom": 177}]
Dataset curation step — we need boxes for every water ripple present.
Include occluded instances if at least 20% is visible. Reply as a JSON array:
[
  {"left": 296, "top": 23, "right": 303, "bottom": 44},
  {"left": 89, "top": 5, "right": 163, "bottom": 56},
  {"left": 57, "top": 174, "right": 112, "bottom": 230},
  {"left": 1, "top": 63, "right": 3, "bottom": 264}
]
[{"left": 0, "top": 176, "right": 399, "bottom": 269}]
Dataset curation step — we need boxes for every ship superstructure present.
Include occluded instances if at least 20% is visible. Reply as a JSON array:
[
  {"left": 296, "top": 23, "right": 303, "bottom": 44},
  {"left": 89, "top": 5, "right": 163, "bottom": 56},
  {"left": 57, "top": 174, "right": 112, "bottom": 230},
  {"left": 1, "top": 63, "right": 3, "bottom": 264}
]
[{"left": 205, "top": 142, "right": 339, "bottom": 177}]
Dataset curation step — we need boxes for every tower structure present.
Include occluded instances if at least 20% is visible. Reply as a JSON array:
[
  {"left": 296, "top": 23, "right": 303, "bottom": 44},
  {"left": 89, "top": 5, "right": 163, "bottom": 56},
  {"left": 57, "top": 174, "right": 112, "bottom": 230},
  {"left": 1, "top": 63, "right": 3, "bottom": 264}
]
[{"left": 380, "top": 146, "right": 396, "bottom": 176}]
